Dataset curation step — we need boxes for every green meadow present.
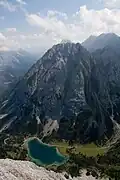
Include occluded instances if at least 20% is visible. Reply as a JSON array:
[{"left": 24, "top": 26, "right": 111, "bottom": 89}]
[{"left": 51, "top": 141, "right": 108, "bottom": 157}]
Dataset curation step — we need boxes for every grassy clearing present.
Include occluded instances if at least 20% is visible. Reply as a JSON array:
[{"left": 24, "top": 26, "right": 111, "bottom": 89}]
[
  {"left": 78, "top": 143, "right": 107, "bottom": 157},
  {"left": 51, "top": 142, "right": 108, "bottom": 157}
]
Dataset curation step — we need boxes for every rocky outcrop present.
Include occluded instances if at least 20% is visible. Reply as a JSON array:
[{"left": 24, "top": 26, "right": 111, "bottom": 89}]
[{"left": 0, "top": 159, "right": 105, "bottom": 180}]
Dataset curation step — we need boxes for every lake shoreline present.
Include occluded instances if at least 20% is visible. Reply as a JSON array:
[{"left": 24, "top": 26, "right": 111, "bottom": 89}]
[{"left": 25, "top": 136, "right": 68, "bottom": 167}]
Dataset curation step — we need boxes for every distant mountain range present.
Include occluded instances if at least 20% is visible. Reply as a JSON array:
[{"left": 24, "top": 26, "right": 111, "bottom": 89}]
[
  {"left": 0, "top": 49, "right": 35, "bottom": 96},
  {"left": 1, "top": 33, "right": 120, "bottom": 143}
]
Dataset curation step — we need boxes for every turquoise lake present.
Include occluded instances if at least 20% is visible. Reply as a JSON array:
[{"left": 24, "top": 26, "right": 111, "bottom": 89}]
[{"left": 27, "top": 138, "right": 67, "bottom": 166}]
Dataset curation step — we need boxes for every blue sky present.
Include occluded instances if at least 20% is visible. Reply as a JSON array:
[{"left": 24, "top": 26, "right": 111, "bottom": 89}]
[
  {"left": 0, "top": 0, "right": 102, "bottom": 30},
  {"left": 0, "top": 0, "right": 120, "bottom": 53}
]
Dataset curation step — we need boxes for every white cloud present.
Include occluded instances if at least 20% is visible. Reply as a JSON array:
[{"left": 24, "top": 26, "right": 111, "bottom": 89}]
[
  {"left": 0, "top": 32, "right": 20, "bottom": 51},
  {"left": 0, "top": 45, "right": 9, "bottom": 51},
  {"left": 26, "top": 6, "right": 120, "bottom": 45},
  {"left": 6, "top": 28, "right": 17, "bottom": 32},
  {"left": 0, "top": 0, "right": 25, "bottom": 12},
  {"left": 102, "top": 0, "right": 120, "bottom": 8},
  {"left": 0, "top": 0, "right": 17, "bottom": 12},
  {"left": 47, "top": 10, "right": 68, "bottom": 20},
  {"left": 16, "top": 0, "right": 26, "bottom": 5},
  {"left": 0, "top": 33, "right": 6, "bottom": 41},
  {"left": 74, "top": 5, "right": 120, "bottom": 34},
  {"left": 2, "top": 5, "right": 120, "bottom": 52},
  {"left": 26, "top": 13, "right": 74, "bottom": 41},
  {"left": 0, "top": 33, "right": 8, "bottom": 51}
]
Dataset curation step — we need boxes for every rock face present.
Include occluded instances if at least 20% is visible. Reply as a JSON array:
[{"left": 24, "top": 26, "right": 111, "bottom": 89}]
[
  {"left": 0, "top": 49, "right": 35, "bottom": 96},
  {"left": 57, "top": 43, "right": 120, "bottom": 142},
  {"left": 1, "top": 39, "right": 120, "bottom": 142},
  {"left": 0, "top": 159, "right": 103, "bottom": 180},
  {"left": 74, "top": 45, "right": 120, "bottom": 142},
  {"left": 0, "top": 42, "right": 93, "bottom": 135}
]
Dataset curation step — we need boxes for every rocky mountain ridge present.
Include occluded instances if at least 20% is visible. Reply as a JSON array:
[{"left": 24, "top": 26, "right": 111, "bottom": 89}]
[
  {"left": 1, "top": 35, "right": 120, "bottom": 143},
  {"left": 82, "top": 33, "right": 120, "bottom": 52},
  {"left": 0, "top": 42, "right": 92, "bottom": 135}
]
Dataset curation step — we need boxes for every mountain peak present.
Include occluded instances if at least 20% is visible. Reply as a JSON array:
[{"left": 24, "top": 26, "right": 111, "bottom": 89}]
[
  {"left": 0, "top": 42, "right": 91, "bottom": 135},
  {"left": 82, "top": 33, "right": 120, "bottom": 52},
  {"left": 97, "top": 33, "right": 119, "bottom": 41},
  {"left": 86, "top": 35, "right": 97, "bottom": 40},
  {"left": 60, "top": 39, "right": 72, "bottom": 44},
  {"left": 99, "top": 32, "right": 118, "bottom": 37}
]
